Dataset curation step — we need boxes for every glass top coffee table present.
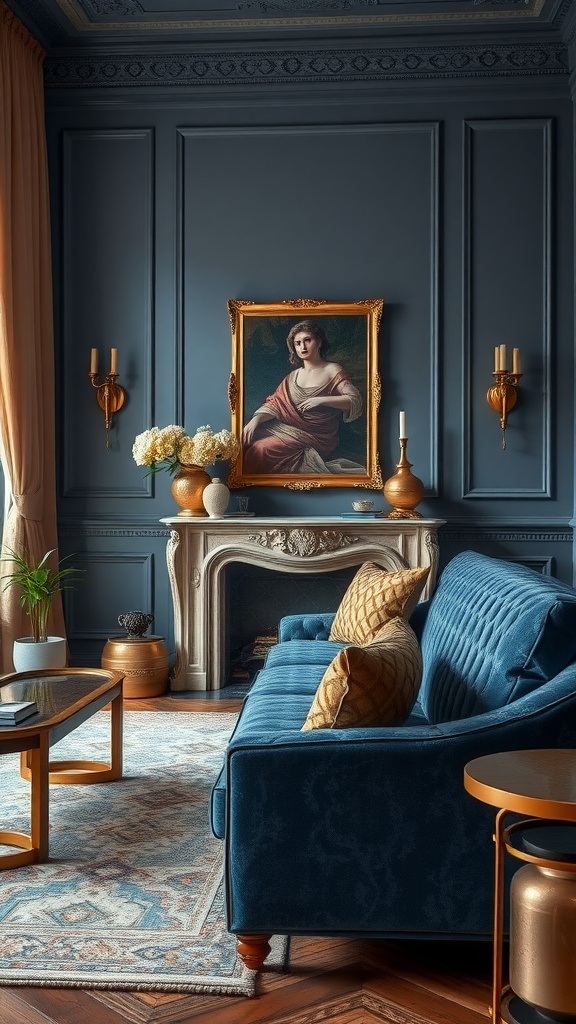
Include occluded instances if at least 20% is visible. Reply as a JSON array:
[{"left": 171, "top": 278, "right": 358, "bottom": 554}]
[{"left": 0, "top": 667, "right": 124, "bottom": 869}]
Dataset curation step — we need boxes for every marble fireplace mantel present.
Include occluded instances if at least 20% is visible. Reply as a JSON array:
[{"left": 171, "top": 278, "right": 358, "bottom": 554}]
[{"left": 160, "top": 515, "right": 445, "bottom": 691}]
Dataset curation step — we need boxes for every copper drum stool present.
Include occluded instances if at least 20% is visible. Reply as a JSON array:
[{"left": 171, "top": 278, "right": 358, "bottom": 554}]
[{"left": 102, "top": 611, "right": 169, "bottom": 699}]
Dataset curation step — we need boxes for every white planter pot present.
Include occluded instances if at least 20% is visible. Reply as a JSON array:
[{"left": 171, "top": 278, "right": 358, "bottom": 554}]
[
  {"left": 202, "top": 477, "right": 230, "bottom": 518},
  {"left": 12, "top": 637, "right": 67, "bottom": 673}
]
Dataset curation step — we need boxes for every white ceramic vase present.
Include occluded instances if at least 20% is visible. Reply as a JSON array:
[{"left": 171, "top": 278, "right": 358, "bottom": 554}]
[
  {"left": 12, "top": 636, "right": 67, "bottom": 673},
  {"left": 202, "top": 476, "right": 230, "bottom": 518}
]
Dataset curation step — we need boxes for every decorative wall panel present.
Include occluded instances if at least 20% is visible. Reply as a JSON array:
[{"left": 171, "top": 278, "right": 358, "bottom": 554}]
[
  {"left": 64, "top": 552, "right": 153, "bottom": 641},
  {"left": 179, "top": 121, "right": 440, "bottom": 500},
  {"left": 61, "top": 128, "right": 154, "bottom": 499},
  {"left": 462, "top": 118, "right": 552, "bottom": 499}
]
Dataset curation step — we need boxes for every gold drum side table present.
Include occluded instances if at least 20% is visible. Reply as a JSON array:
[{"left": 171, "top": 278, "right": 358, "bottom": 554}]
[
  {"left": 101, "top": 635, "right": 169, "bottom": 699},
  {"left": 464, "top": 750, "right": 576, "bottom": 1024}
]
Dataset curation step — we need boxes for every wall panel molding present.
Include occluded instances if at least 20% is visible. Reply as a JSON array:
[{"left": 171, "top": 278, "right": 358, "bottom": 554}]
[
  {"left": 503, "top": 555, "right": 554, "bottom": 575},
  {"left": 440, "top": 527, "right": 572, "bottom": 543},
  {"left": 178, "top": 121, "right": 440, "bottom": 496},
  {"left": 66, "top": 553, "right": 153, "bottom": 639},
  {"left": 61, "top": 127, "right": 155, "bottom": 499},
  {"left": 462, "top": 117, "right": 552, "bottom": 499}
]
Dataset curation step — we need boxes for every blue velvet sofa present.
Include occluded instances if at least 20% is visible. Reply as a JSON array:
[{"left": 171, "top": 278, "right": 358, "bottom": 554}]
[{"left": 210, "top": 551, "right": 576, "bottom": 969}]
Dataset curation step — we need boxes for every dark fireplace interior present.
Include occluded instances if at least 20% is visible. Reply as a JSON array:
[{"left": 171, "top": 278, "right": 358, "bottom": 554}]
[{"left": 225, "top": 563, "right": 357, "bottom": 688}]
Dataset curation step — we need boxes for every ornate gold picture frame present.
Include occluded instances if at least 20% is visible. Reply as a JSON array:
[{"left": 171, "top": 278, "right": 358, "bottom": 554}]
[{"left": 227, "top": 298, "right": 383, "bottom": 490}]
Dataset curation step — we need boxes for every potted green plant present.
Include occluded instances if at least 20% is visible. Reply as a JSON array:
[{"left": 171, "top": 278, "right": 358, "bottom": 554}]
[{"left": 1, "top": 547, "right": 82, "bottom": 672}]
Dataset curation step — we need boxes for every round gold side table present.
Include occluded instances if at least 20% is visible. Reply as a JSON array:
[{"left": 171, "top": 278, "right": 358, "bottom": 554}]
[
  {"left": 101, "top": 635, "right": 169, "bottom": 699},
  {"left": 464, "top": 750, "right": 576, "bottom": 1024}
]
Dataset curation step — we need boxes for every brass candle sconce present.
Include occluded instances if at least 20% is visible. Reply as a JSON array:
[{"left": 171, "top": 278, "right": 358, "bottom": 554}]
[
  {"left": 487, "top": 344, "right": 522, "bottom": 450},
  {"left": 89, "top": 348, "right": 127, "bottom": 449}
]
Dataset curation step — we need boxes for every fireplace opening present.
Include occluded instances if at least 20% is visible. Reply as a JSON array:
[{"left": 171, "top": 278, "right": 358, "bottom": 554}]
[{"left": 224, "top": 562, "right": 357, "bottom": 688}]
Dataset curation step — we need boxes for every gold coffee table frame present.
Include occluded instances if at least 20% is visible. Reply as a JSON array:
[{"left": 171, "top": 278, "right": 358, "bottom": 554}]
[
  {"left": 0, "top": 667, "right": 124, "bottom": 870},
  {"left": 464, "top": 749, "right": 576, "bottom": 1024}
]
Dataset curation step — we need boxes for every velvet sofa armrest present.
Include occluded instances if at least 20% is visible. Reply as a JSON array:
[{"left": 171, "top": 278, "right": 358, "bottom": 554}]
[
  {"left": 278, "top": 612, "right": 336, "bottom": 642},
  {"left": 224, "top": 666, "right": 576, "bottom": 939}
]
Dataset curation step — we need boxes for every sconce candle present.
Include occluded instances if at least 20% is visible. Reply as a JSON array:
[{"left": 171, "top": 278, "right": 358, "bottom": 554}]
[
  {"left": 89, "top": 347, "right": 127, "bottom": 450},
  {"left": 513, "top": 347, "right": 520, "bottom": 375},
  {"left": 399, "top": 410, "right": 406, "bottom": 439}
]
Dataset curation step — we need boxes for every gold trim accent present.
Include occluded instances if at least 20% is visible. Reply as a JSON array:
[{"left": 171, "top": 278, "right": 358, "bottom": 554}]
[
  {"left": 285, "top": 480, "right": 324, "bottom": 490},
  {"left": 228, "top": 371, "right": 238, "bottom": 413},
  {"left": 373, "top": 371, "right": 382, "bottom": 409}
]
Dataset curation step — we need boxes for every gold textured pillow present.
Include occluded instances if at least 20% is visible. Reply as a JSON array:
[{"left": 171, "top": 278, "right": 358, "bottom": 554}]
[
  {"left": 328, "top": 562, "right": 430, "bottom": 645},
  {"left": 301, "top": 617, "right": 423, "bottom": 731}
]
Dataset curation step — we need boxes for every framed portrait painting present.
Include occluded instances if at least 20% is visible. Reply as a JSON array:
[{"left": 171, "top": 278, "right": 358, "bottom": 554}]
[{"left": 227, "top": 298, "right": 383, "bottom": 489}]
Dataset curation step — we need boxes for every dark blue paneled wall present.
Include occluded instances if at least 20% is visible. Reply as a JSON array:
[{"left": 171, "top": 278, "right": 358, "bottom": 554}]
[{"left": 47, "top": 67, "right": 574, "bottom": 671}]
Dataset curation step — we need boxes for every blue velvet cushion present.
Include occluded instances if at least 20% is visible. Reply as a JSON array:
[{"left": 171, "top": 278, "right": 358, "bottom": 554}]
[
  {"left": 264, "top": 638, "right": 344, "bottom": 670},
  {"left": 278, "top": 613, "right": 335, "bottom": 642},
  {"left": 419, "top": 551, "right": 576, "bottom": 723}
]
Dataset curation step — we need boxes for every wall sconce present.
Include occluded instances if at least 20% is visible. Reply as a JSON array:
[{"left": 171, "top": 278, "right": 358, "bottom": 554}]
[
  {"left": 487, "top": 344, "right": 522, "bottom": 450},
  {"left": 89, "top": 348, "right": 127, "bottom": 449}
]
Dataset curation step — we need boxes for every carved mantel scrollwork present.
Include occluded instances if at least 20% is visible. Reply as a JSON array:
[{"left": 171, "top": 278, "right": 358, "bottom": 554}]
[{"left": 247, "top": 528, "right": 359, "bottom": 557}]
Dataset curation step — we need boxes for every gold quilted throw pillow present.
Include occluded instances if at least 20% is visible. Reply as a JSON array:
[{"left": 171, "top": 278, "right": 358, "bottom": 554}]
[
  {"left": 301, "top": 617, "right": 423, "bottom": 731},
  {"left": 328, "top": 562, "right": 430, "bottom": 645}
]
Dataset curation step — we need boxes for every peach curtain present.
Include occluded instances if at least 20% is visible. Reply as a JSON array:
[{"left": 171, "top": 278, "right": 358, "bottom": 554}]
[{"left": 0, "top": 1, "right": 65, "bottom": 672}]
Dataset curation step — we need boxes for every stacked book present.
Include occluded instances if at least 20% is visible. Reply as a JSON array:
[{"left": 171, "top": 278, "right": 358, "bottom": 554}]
[{"left": 0, "top": 701, "right": 38, "bottom": 725}]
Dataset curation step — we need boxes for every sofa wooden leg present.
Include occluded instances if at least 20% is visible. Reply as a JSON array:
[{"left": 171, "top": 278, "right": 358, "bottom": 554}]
[{"left": 236, "top": 933, "right": 272, "bottom": 970}]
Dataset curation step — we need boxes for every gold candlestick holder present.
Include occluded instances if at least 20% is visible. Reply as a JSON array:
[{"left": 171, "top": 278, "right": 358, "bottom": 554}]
[
  {"left": 89, "top": 372, "right": 127, "bottom": 450},
  {"left": 383, "top": 438, "right": 425, "bottom": 519},
  {"left": 487, "top": 370, "right": 522, "bottom": 451}
]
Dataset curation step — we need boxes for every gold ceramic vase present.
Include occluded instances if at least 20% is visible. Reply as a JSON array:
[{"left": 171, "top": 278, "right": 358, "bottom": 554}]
[{"left": 170, "top": 464, "right": 211, "bottom": 517}]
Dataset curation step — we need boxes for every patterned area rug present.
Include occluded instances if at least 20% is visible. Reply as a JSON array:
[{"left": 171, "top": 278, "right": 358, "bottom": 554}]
[{"left": 0, "top": 710, "right": 286, "bottom": 995}]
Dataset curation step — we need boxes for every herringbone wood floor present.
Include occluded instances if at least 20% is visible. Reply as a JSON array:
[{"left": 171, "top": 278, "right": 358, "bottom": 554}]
[{"left": 0, "top": 696, "right": 496, "bottom": 1024}]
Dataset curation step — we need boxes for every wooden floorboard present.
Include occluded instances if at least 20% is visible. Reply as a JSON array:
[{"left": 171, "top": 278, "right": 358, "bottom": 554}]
[{"left": 0, "top": 697, "right": 496, "bottom": 1024}]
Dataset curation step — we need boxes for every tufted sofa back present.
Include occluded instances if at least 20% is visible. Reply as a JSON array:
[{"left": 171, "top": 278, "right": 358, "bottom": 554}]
[{"left": 418, "top": 551, "right": 576, "bottom": 724}]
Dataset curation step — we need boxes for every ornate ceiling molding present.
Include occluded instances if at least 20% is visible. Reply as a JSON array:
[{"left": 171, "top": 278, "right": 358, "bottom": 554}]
[
  {"left": 49, "top": 0, "right": 550, "bottom": 35},
  {"left": 45, "top": 40, "right": 567, "bottom": 87}
]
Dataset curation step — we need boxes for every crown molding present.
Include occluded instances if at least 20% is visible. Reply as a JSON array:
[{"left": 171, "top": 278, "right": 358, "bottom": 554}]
[{"left": 44, "top": 39, "right": 568, "bottom": 89}]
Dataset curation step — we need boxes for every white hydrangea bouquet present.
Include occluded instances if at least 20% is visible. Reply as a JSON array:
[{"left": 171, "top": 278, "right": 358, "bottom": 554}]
[{"left": 132, "top": 424, "right": 239, "bottom": 476}]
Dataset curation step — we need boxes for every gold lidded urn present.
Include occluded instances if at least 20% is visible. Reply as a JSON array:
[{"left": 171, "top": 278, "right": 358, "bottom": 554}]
[
  {"left": 383, "top": 438, "right": 425, "bottom": 519},
  {"left": 170, "top": 463, "right": 211, "bottom": 517}
]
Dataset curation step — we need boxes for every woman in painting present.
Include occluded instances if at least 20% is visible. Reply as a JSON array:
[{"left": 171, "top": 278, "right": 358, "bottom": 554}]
[{"left": 242, "top": 319, "right": 363, "bottom": 475}]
